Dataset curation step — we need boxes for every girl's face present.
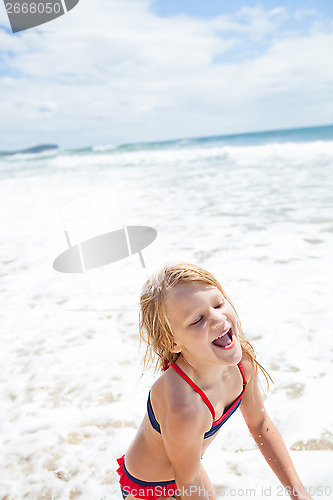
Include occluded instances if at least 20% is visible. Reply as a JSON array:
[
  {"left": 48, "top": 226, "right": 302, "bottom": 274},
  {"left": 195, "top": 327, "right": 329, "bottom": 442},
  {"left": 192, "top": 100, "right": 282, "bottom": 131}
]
[{"left": 165, "top": 282, "right": 242, "bottom": 366}]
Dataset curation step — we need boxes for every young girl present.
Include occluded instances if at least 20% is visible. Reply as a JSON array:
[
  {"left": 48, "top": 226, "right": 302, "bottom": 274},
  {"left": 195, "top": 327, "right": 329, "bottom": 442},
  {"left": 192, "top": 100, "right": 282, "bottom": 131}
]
[{"left": 116, "top": 263, "right": 313, "bottom": 500}]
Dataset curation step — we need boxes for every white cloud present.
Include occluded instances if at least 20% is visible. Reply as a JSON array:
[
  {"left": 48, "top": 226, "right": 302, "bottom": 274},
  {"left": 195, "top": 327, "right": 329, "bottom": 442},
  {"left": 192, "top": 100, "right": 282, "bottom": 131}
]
[
  {"left": 39, "top": 100, "right": 57, "bottom": 113},
  {"left": 269, "top": 7, "right": 286, "bottom": 17},
  {"left": 294, "top": 9, "right": 319, "bottom": 21},
  {"left": 0, "top": 0, "right": 332, "bottom": 149}
]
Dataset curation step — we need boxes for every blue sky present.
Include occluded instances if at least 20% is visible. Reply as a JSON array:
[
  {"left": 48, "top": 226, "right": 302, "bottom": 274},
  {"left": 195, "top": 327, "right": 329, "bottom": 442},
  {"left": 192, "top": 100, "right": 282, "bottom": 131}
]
[
  {"left": 152, "top": 0, "right": 333, "bottom": 18},
  {"left": 0, "top": 0, "right": 332, "bottom": 149}
]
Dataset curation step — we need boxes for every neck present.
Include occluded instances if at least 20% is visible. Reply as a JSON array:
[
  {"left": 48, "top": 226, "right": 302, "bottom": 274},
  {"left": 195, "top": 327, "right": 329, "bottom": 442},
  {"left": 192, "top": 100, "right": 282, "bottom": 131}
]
[{"left": 175, "top": 354, "right": 232, "bottom": 388}]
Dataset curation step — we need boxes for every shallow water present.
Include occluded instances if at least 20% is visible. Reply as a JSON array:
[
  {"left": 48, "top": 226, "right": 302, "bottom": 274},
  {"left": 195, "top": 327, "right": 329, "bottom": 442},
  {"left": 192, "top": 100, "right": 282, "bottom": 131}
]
[{"left": 1, "top": 126, "right": 332, "bottom": 498}]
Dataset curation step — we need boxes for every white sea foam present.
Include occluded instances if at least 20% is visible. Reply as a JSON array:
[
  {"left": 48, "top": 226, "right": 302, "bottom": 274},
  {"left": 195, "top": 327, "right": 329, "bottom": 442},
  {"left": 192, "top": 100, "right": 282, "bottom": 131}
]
[
  {"left": 92, "top": 145, "right": 119, "bottom": 152},
  {"left": 0, "top": 131, "right": 332, "bottom": 498},
  {"left": 46, "top": 139, "right": 333, "bottom": 170}
]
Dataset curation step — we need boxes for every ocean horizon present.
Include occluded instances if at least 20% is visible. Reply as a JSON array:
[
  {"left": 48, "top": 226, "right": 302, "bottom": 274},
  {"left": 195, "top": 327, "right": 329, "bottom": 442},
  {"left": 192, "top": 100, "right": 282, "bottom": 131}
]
[
  {"left": 89, "top": 123, "right": 333, "bottom": 149},
  {"left": 2, "top": 123, "right": 332, "bottom": 158}
]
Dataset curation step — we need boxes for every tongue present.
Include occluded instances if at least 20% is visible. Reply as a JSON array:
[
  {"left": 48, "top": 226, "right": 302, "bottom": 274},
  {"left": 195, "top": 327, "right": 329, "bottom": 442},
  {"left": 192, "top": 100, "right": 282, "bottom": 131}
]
[{"left": 212, "top": 331, "right": 232, "bottom": 348}]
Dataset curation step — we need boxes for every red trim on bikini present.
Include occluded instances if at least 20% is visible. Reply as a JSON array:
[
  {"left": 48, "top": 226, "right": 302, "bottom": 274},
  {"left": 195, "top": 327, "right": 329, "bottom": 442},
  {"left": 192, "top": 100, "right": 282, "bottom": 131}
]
[{"left": 170, "top": 361, "right": 247, "bottom": 424}]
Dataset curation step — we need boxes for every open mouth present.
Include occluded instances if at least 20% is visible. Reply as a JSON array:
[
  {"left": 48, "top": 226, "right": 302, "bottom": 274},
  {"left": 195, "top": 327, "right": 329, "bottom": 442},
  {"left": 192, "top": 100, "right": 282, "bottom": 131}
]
[{"left": 212, "top": 327, "right": 235, "bottom": 350}]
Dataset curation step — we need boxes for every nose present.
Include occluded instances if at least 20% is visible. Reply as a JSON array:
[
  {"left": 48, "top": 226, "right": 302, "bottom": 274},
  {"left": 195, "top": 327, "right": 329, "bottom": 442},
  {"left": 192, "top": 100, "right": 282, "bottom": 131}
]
[{"left": 211, "top": 309, "right": 227, "bottom": 329}]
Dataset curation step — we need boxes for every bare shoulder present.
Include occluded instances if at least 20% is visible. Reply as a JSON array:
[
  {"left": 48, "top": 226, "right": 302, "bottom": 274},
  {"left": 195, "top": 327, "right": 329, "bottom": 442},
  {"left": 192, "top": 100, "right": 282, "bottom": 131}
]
[{"left": 151, "top": 367, "right": 210, "bottom": 436}]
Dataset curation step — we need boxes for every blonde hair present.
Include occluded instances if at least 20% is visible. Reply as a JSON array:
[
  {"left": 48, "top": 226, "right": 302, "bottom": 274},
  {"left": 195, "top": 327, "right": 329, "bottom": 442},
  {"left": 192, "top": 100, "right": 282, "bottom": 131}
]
[{"left": 139, "top": 262, "right": 272, "bottom": 387}]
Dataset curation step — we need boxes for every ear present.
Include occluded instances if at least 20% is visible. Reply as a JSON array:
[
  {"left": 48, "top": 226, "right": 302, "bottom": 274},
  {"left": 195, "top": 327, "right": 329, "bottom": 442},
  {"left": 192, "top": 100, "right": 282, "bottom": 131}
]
[
  {"left": 170, "top": 340, "right": 182, "bottom": 353},
  {"left": 161, "top": 335, "right": 182, "bottom": 353}
]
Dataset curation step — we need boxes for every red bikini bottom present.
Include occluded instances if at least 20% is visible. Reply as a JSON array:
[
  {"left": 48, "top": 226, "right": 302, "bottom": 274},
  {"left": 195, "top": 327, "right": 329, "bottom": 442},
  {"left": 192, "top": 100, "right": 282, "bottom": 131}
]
[{"left": 116, "top": 455, "right": 179, "bottom": 499}]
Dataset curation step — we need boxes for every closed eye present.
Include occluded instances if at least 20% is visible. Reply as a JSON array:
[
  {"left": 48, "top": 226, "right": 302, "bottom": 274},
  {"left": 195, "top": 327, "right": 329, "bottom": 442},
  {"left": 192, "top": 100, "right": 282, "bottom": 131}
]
[
  {"left": 190, "top": 302, "right": 224, "bottom": 326},
  {"left": 191, "top": 316, "right": 203, "bottom": 326}
]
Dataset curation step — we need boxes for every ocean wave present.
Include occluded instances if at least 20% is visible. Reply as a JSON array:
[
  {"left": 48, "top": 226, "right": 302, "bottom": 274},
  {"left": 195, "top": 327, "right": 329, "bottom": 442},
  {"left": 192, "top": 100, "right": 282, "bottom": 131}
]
[{"left": 45, "top": 139, "right": 333, "bottom": 172}]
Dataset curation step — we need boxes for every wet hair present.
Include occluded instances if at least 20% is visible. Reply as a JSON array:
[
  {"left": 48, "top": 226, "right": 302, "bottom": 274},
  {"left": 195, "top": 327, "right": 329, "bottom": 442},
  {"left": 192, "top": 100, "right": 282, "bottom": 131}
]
[{"left": 139, "top": 262, "right": 272, "bottom": 386}]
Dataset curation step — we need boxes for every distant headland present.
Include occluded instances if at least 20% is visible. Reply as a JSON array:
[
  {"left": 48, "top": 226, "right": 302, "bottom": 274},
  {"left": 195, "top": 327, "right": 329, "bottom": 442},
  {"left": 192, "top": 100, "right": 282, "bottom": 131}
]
[{"left": 0, "top": 144, "right": 59, "bottom": 156}]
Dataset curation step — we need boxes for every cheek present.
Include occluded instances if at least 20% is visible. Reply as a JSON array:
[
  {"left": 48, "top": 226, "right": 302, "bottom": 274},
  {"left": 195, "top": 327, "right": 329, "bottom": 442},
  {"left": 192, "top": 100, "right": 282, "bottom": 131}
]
[
  {"left": 192, "top": 325, "right": 207, "bottom": 342},
  {"left": 228, "top": 309, "right": 238, "bottom": 327}
]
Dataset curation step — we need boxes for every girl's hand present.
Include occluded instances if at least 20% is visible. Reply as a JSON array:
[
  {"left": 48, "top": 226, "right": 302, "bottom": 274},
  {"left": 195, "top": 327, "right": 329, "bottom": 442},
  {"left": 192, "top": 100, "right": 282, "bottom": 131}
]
[
  {"left": 291, "top": 496, "right": 313, "bottom": 500},
  {"left": 290, "top": 488, "right": 313, "bottom": 500}
]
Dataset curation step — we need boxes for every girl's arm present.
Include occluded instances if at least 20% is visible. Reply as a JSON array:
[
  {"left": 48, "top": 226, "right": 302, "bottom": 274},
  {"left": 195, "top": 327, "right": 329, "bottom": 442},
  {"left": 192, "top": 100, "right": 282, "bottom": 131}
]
[
  {"left": 240, "top": 364, "right": 313, "bottom": 500},
  {"left": 161, "top": 402, "right": 215, "bottom": 500}
]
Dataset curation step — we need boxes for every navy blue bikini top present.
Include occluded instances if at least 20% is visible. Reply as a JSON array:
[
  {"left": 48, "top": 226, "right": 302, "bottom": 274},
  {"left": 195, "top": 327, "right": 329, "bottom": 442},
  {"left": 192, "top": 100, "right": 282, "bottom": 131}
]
[{"left": 147, "top": 362, "right": 247, "bottom": 439}]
